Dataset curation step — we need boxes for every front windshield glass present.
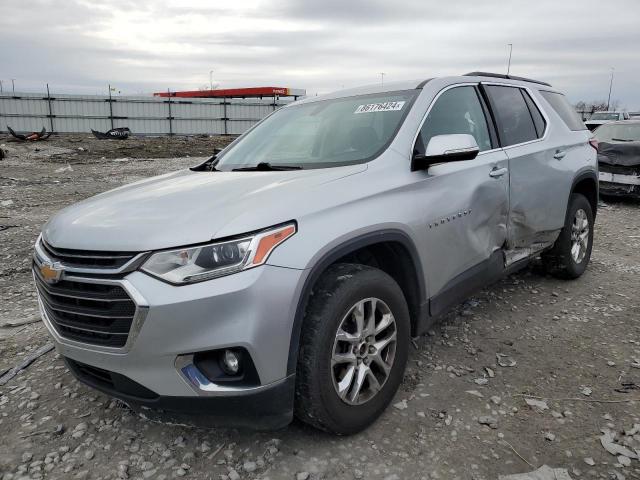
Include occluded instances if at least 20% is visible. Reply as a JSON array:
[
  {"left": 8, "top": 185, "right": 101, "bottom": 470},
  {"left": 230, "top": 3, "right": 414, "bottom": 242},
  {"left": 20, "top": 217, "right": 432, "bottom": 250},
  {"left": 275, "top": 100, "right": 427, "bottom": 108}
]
[
  {"left": 590, "top": 112, "right": 620, "bottom": 121},
  {"left": 215, "top": 90, "right": 418, "bottom": 170},
  {"left": 595, "top": 123, "right": 640, "bottom": 142}
]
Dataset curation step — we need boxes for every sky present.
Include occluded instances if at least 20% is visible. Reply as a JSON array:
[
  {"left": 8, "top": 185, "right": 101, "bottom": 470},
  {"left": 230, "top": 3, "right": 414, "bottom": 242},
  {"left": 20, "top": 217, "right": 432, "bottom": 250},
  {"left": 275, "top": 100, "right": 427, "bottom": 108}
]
[{"left": 1, "top": 0, "right": 639, "bottom": 109}]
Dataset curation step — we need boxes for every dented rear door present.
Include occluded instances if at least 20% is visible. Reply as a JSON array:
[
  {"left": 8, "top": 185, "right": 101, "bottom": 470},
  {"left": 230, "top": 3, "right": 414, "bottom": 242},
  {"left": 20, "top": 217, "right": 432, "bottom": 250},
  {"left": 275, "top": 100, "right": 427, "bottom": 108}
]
[{"left": 483, "top": 84, "right": 565, "bottom": 248}]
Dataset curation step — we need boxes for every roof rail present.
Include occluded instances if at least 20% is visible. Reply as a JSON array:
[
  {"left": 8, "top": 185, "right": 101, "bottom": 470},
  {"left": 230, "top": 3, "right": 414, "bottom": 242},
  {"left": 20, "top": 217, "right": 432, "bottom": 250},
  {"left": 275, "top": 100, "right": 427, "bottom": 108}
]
[{"left": 463, "top": 71, "right": 552, "bottom": 87}]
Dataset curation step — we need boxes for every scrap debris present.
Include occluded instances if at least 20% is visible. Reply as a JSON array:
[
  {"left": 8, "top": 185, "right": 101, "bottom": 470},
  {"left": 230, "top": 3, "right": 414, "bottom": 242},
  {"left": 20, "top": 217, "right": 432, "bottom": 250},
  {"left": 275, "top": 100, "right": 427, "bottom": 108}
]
[
  {"left": 498, "top": 465, "right": 572, "bottom": 480},
  {"left": 524, "top": 397, "right": 549, "bottom": 411},
  {"left": 91, "top": 127, "right": 131, "bottom": 140},
  {"left": 497, "top": 353, "right": 517, "bottom": 367},
  {"left": 599, "top": 428, "right": 639, "bottom": 463},
  {"left": 0, "top": 343, "right": 54, "bottom": 386},
  {"left": 1, "top": 315, "right": 41, "bottom": 328},
  {"left": 7, "top": 126, "right": 52, "bottom": 141}
]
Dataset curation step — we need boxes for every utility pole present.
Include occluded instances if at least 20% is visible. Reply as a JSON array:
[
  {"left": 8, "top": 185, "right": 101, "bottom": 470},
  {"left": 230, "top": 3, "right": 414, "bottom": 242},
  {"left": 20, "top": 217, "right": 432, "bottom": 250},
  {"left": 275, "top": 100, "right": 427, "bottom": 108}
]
[
  {"left": 380, "top": 72, "right": 385, "bottom": 86},
  {"left": 506, "top": 44, "right": 513, "bottom": 76},
  {"left": 606, "top": 67, "right": 614, "bottom": 111},
  {"left": 0, "top": 80, "right": 3, "bottom": 93},
  {"left": 209, "top": 70, "right": 214, "bottom": 91},
  {"left": 11, "top": 78, "right": 15, "bottom": 93}
]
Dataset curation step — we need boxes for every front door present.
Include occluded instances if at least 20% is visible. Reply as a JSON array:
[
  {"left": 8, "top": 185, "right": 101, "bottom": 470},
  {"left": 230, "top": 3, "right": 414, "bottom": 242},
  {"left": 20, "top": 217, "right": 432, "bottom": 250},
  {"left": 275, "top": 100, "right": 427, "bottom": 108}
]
[{"left": 412, "top": 84, "right": 509, "bottom": 316}]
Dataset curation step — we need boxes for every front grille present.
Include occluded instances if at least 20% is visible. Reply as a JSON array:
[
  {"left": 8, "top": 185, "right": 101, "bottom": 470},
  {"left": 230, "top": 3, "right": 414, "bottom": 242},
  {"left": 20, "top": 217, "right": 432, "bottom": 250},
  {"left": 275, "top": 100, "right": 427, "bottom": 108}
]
[
  {"left": 34, "top": 266, "right": 136, "bottom": 348},
  {"left": 41, "top": 240, "right": 139, "bottom": 270}
]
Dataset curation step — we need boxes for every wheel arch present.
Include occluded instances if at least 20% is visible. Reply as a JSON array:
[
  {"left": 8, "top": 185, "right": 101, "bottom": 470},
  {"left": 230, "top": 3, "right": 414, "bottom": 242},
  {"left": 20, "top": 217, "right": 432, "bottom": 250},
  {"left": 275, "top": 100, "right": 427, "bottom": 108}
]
[
  {"left": 570, "top": 170, "right": 598, "bottom": 219},
  {"left": 286, "top": 230, "right": 428, "bottom": 375}
]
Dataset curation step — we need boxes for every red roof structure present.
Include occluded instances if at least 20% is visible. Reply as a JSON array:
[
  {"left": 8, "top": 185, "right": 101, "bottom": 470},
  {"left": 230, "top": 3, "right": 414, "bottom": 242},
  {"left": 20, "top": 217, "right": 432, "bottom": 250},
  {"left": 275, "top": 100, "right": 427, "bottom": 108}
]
[{"left": 154, "top": 87, "right": 305, "bottom": 99}]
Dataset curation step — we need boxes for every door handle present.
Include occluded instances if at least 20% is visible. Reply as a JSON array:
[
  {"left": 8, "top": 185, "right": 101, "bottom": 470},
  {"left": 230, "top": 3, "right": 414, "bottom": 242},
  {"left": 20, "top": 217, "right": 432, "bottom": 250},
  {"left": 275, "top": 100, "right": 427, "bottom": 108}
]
[
  {"left": 553, "top": 150, "right": 566, "bottom": 160},
  {"left": 489, "top": 167, "right": 508, "bottom": 178}
]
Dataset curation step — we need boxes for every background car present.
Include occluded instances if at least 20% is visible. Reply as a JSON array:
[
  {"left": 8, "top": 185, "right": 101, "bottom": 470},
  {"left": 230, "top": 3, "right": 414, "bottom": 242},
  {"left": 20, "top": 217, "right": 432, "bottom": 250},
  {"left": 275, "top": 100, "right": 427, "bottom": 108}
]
[
  {"left": 585, "top": 111, "right": 630, "bottom": 131},
  {"left": 594, "top": 120, "right": 640, "bottom": 197}
]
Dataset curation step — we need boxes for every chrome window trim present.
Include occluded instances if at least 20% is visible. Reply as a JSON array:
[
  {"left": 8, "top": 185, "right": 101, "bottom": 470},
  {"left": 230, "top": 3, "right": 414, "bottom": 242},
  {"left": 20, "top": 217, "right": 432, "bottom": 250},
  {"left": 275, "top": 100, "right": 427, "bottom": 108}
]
[
  {"left": 410, "top": 81, "right": 553, "bottom": 161},
  {"left": 33, "top": 242, "right": 149, "bottom": 355}
]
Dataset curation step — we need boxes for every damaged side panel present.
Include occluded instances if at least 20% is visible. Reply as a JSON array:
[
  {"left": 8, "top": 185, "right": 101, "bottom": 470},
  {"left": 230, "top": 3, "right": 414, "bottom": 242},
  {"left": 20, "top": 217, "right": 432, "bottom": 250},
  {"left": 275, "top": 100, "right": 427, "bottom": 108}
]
[
  {"left": 505, "top": 130, "right": 591, "bottom": 249},
  {"left": 417, "top": 148, "right": 509, "bottom": 302}
]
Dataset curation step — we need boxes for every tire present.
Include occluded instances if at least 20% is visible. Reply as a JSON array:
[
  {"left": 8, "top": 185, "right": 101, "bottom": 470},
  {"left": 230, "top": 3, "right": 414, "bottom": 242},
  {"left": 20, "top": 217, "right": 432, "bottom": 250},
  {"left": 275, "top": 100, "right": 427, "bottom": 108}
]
[
  {"left": 294, "top": 263, "right": 410, "bottom": 435},
  {"left": 542, "top": 193, "right": 594, "bottom": 279}
]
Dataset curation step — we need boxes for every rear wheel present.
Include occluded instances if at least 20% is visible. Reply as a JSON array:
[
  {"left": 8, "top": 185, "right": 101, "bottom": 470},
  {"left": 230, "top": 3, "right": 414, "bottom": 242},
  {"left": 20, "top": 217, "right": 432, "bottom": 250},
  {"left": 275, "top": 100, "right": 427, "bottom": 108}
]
[
  {"left": 542, "top": 193, "right": 594, "bottom": 279},
  {"left": 295, "top": 263, "right": 410, "bottom": 434}
]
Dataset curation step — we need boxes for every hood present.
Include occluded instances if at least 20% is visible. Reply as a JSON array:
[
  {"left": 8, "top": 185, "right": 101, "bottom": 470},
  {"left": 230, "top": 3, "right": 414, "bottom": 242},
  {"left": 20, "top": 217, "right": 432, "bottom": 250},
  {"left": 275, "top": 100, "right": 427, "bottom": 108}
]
[
  {"left": 43, "top": 165, "right": 366, "bottom": 251},
  {"left": 598, "top": 141, "right": 640, "bottom": 167}
]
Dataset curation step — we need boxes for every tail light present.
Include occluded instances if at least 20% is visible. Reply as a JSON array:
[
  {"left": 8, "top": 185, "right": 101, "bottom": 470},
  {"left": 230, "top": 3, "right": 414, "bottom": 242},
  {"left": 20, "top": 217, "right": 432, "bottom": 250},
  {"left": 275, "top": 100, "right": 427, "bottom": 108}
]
[{"left": 589, "top": 138, "right": 599, "bottom": 151}]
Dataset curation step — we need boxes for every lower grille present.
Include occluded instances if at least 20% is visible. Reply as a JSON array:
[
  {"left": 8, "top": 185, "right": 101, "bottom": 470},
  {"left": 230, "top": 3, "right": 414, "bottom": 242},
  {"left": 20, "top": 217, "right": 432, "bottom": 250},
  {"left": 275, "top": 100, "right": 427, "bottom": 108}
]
[
  {"left": 66, "top": 358, "right": 158, "bottom": 400},
  {"left": 34, "top": 266, "right": 136, "bottom": 348}
]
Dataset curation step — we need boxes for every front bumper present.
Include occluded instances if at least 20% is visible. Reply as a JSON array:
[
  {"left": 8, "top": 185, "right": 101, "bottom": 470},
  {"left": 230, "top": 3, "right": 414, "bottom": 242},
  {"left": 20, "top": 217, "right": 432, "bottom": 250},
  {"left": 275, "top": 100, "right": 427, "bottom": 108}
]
[
  {"left": 35, "top": 243, "right": 306, "bottom": 427},
  {"left": 65, "top": 357, "right": 295, "bottom": 429}
]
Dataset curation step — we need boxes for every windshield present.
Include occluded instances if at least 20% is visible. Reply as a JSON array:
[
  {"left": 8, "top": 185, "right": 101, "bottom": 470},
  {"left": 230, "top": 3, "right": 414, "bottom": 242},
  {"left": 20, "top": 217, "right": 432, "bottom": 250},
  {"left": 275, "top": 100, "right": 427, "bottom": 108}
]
[
  {"left": 595, "top": 123, "right": 640, "bottom": 142},
  {"left": 215, "top": 90, "right": 418, "bottom": 170},
  {"left": 590, "top": 112, "right": 620, "bottom": 121}
]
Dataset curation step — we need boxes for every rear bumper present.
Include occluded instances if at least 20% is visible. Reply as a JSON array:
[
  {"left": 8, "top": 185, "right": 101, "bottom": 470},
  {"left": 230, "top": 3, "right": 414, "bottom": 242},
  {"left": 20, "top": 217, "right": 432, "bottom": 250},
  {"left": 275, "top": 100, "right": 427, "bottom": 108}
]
[
  {"left": 599, "top": 171, "right": 640, "bottom": 186},
  {"left": 599, "top": 171, "right": 640, "bottom": 197},
  {"left": 65, "top": 357, "right": 295, "bottom": 430}
]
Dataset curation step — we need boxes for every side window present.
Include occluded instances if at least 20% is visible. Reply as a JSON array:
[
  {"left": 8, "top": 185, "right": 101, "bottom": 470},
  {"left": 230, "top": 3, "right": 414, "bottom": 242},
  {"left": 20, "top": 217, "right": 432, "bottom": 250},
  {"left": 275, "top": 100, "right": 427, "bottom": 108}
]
[
  {"left": 539, "top": 91, "right": 587, "bottom": 131},
  {"left": 416, "top": 86, "right": 493, "bottom": 154},
  {"left": 522, "top": 91, "right": 546, "bottom": 138},
  {"left": 485, "top": 86, "right": 538, "bottom": 146}
]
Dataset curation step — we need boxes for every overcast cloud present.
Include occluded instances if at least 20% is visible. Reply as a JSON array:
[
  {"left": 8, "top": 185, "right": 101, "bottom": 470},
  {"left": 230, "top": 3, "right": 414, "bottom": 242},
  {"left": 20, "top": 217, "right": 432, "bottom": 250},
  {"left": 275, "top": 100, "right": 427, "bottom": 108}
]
[{"left": 1, "top": 0, "right": 639, "bottom": 108}]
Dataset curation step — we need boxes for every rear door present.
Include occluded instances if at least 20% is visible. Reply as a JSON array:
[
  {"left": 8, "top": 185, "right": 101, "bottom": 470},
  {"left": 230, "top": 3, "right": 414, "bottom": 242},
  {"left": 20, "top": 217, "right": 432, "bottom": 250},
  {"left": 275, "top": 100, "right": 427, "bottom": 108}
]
[
  {"left": 483, "top": 84, "right": 567, "bottom": 249},
  {"left": 412, "top": 84, "right": 509, "bottom": 316}
]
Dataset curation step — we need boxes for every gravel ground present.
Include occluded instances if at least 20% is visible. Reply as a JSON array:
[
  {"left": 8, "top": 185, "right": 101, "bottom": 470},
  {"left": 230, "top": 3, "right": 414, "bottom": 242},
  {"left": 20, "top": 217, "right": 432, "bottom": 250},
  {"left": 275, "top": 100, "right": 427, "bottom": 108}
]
[{"left": 1, "top": 136, "right": 639, "bottom": 480}]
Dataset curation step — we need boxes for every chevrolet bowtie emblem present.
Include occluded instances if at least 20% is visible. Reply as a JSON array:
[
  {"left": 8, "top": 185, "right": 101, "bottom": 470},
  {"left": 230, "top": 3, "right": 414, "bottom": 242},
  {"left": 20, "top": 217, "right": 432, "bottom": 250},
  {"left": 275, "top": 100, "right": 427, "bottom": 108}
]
[{"left": 40, "top": 262, "right": 64, "bottom": 283}]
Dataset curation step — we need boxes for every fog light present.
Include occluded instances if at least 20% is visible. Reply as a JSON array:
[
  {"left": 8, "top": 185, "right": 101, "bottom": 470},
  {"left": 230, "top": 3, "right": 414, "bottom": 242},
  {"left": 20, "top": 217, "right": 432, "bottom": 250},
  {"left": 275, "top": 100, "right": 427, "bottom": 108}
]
[{"left": 221, "top": 349, "right": 241, "bottom": 375}]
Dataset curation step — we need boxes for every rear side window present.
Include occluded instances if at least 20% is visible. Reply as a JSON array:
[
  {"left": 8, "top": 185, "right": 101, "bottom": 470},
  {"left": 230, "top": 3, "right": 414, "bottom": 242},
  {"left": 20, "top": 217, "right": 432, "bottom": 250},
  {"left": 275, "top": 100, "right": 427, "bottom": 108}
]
[
  {"left": 539, "top": 91, "right": 587, "bottom": 131},
  {"left": 485, "top": 86, "right": 538, "bottom": 146},
  {"left": 522, "top": 91, "right": 546, "bottom": 137}
]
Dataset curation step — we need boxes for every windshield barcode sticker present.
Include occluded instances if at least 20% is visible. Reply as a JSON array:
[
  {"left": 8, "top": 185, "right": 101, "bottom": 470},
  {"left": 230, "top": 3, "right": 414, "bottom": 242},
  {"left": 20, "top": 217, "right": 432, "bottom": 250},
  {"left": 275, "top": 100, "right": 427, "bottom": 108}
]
[{"left": 354, "top": 101, "right": 405, "bottom": 114}]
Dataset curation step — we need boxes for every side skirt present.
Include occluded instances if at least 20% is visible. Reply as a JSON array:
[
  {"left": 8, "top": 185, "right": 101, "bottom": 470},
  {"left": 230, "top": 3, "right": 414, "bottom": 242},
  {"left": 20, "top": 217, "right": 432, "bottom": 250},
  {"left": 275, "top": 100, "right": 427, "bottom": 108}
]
[{"left": 415, "top": 243, "right": 551, "bottom": 336}]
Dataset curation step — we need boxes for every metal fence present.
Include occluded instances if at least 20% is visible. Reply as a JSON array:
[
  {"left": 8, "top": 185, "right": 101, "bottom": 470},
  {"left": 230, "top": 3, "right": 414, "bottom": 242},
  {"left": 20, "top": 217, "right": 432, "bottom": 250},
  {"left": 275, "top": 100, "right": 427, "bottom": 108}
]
[{"left": 0, "top": 91, "right": 295, "bottom": 136}]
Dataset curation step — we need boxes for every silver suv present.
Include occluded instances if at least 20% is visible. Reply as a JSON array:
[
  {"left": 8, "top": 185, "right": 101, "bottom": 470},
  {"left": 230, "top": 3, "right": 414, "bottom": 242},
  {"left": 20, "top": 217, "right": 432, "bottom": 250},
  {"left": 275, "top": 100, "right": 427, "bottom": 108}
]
[{"left": 34, "top": 72, "right": 597, "bottom": 434}]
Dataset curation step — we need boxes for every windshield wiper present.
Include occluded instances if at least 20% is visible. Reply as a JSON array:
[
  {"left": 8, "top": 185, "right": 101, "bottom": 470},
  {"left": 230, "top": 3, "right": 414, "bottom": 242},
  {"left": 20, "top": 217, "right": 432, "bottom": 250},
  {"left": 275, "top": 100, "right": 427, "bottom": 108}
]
[
  {"left": 611, "top": 138, "right": 635, "bottom": 142},
  {"left": 232, "top": 162, "right": 303, "bottom": 171}
]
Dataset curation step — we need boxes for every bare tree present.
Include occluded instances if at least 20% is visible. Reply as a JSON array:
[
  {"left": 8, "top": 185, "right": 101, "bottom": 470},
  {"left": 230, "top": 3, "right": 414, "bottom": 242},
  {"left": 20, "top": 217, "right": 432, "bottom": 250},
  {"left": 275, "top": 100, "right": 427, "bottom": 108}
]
[{"left": 574, "top": 100, "right": 621, "bottom": 120}]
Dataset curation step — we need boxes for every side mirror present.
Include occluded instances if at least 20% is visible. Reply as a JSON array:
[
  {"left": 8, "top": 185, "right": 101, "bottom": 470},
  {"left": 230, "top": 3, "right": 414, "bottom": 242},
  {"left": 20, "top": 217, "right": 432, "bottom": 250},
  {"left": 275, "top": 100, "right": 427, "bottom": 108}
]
[{"left": 412, "top": 134, "right": 480, "bottom": 170}]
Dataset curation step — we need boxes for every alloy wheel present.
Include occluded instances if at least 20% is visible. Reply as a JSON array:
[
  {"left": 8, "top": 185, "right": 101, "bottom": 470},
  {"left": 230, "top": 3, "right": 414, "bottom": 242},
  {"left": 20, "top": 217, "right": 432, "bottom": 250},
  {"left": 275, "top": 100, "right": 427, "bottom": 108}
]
[
  {"left": 330, "top": 298, "right": 397, "bottom": 405},
  {"left": 571, "top": 208, "right": 590, "bottom": 264}
]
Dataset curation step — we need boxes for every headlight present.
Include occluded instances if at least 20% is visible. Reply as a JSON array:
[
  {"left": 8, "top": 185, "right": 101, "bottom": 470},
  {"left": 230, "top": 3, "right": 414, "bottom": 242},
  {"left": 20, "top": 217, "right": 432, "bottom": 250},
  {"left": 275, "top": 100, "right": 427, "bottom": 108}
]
[{"left": 141, "top": 223, "right": 296, "bottom": 284}]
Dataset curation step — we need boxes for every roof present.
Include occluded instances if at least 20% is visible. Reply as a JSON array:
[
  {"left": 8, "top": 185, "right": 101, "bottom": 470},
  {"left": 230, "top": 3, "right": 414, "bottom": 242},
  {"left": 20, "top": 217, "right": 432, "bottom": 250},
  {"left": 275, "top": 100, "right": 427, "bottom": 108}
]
[
  {"left": 293, "top": 72, "right": 555, "bottom": 106},
  {"left": 463, "top": 71, "right": 551, "bottom": 87}
]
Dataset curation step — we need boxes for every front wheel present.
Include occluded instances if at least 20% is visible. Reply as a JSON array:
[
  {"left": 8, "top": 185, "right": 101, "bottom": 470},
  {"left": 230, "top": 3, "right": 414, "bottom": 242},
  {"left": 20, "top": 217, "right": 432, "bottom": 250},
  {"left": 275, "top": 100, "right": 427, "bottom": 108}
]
[
  {"left": 294, "top": 263, "right": 410, "bottom": 434},
  {"left": 542, "top": 193, "right": 594, "bottom": 279}
]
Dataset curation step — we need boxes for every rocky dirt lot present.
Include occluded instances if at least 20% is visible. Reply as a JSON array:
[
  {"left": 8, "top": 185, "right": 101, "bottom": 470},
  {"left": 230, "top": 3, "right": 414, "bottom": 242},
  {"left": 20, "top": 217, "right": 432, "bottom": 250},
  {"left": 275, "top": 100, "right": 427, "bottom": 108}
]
[{"left": 1, "top": 135, "right": 639, "bottom": 480}]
